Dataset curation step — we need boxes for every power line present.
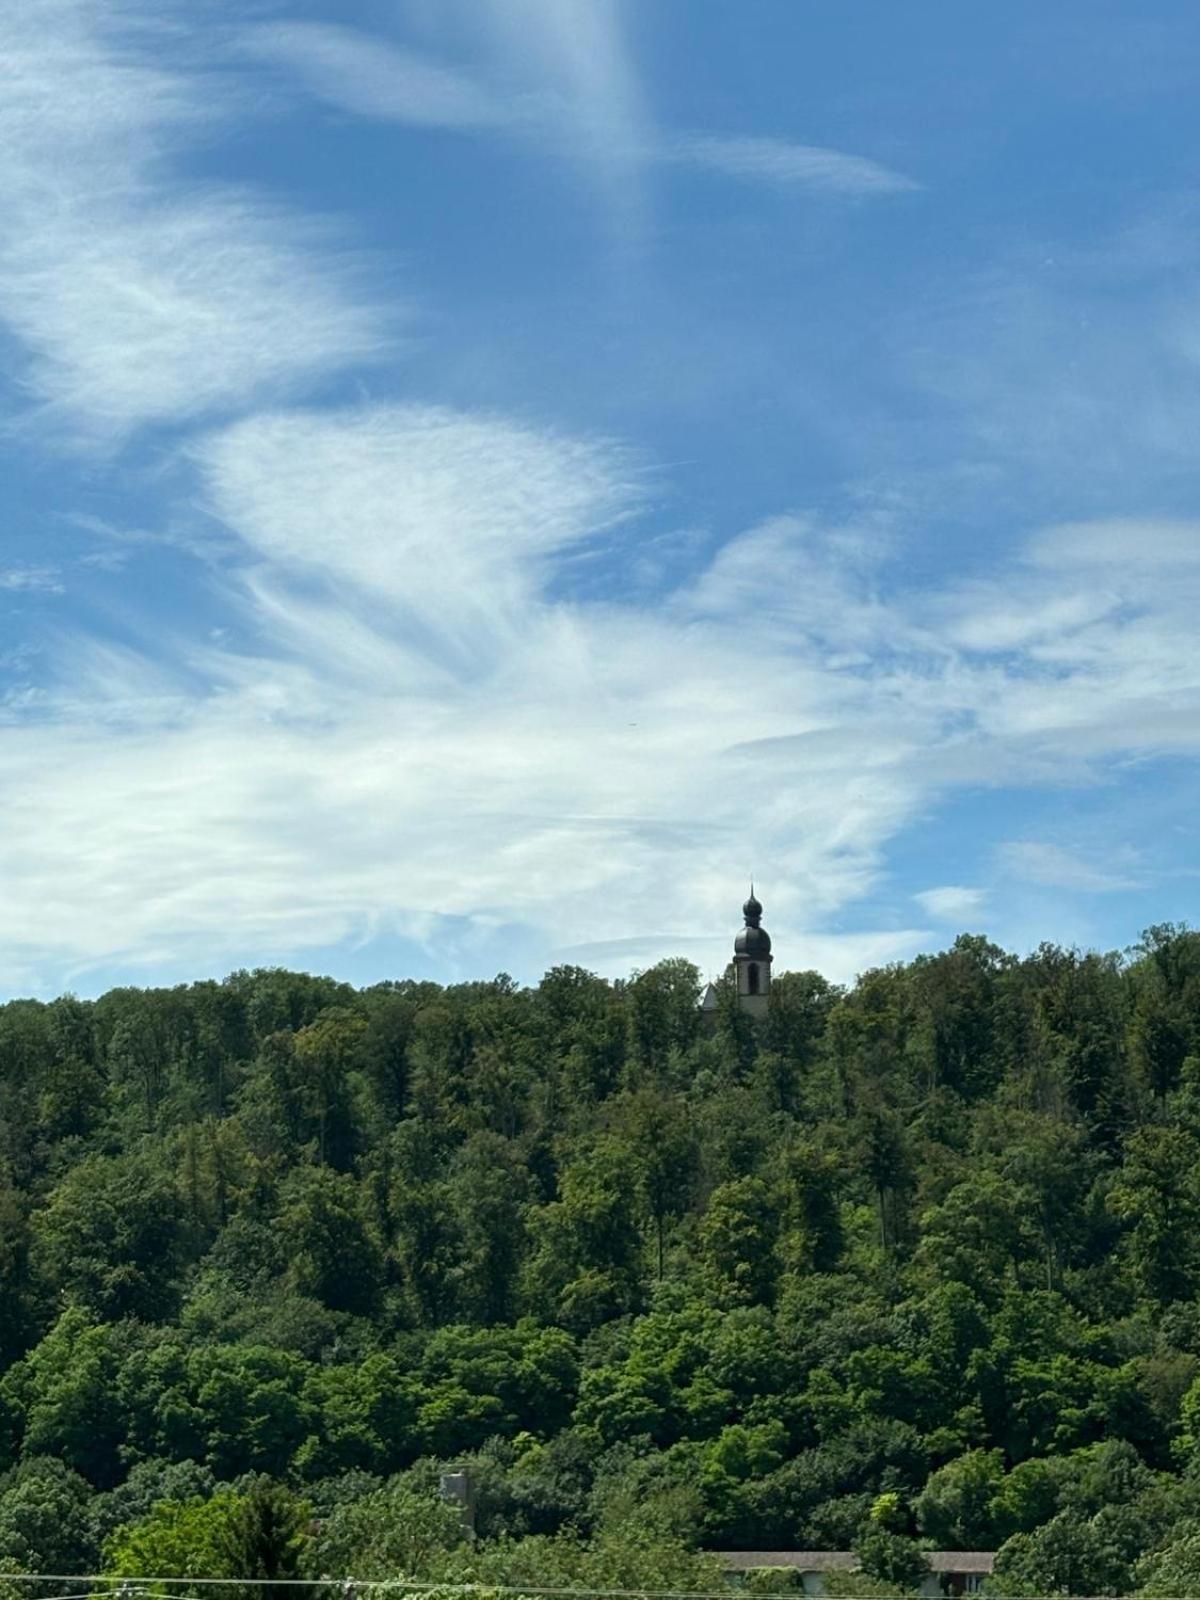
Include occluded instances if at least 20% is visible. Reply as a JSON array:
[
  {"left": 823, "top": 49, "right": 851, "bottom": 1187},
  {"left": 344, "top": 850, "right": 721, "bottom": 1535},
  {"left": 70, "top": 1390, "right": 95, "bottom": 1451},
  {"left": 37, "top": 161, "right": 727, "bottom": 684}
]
[
  {"left": 0, "top": 1580, "right": 750, "bottom": 1599},
  {"left": 0, "top": 1590, "right": 910, "bottom": 1600},
  {"left": 0, "top": 1583, "right": 750, "bottom": 1600},
  {"left": 0, "top": 1579, "right": 951, "bottom": 1600},
  {"left": 28, "top": 1592, "right": 118, "bottom": 1600},
  {"left": 0, "top": 1583, "right": 1139, "bottom": 1600},
  {"left": 9, "top": 1587, "right": 1145, "bottom": 1600},
  {"left": 0, "top": 1588, "right": 1149, "bottom": 1600}
]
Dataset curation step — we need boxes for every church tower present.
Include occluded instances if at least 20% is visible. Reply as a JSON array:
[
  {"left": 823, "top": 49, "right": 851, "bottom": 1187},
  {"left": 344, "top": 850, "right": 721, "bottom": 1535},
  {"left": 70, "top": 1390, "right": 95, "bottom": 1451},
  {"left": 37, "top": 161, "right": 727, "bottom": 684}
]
[{"left": 734, "top": 887, "right": 772, "bottom": 1019}]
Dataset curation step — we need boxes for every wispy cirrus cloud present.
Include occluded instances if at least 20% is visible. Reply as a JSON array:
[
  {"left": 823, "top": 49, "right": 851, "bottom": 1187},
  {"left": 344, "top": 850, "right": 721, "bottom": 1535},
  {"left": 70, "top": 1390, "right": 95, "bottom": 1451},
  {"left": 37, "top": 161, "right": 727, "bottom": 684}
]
[
  {"left": 915, "top": 886, "right": 987, "bottom": 921},
  {"left": 670, "top": 133, "right": 919, "bottom": 195},
  {"left": 0, "top": 1, "right": 390, "bottom": 443},
  {"left": 1028, "top": 517, "right": 1200, "bottom": 569},
  {"left": 891, "top": 215, "right": 1200, "bottom": 505},
  {"left": 4, "top": 376, "right": 1199, "bottom": 994},
  {"left": 243, "top": 22, "right": 502, "bottom": 129},
  {"left": 998, "top": 842, "right": 1145, "bottom": 894},
  {"left": 0, "top": 2, "right": 925, "bottom": 992},
  {"left": 0, "top": 567, "right": 63, "bottom": 594},
  {"left": 0, "top": 1, "right": 1191, "bottom": 1003},
  {"left": 465, "top": 0, "right": 650, "bottom": 207},
  {"left": 6, "top": 197, "right": 388, "bottom": 441},
  {"left": 195, "top": 404, "right": 643, "bottom": 674},
  {"left": 244, "top": 17, "right": 919, "bottom": 212},
  {"left": 0, "top": 400, "right": 933, "bottom": 989}
]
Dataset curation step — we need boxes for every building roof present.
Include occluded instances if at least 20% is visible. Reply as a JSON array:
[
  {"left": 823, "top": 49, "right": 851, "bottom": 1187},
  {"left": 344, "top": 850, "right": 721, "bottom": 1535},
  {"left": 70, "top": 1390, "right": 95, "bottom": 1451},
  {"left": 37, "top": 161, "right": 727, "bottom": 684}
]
[
  {"left": 735, "top": 886, "right": 771, "bottom": 957},
  {"left": 716, "top": 1553, "right": 858, "bottom": 1573},
  {"left": 699, "top": 982, "right": 721, "bottom": 1012},
  {"left": 713, "top": 1552, "right": 996, "bottom": 1575},
  {"left": 734, "top": 924, "right": 772, "bottom": 957}
]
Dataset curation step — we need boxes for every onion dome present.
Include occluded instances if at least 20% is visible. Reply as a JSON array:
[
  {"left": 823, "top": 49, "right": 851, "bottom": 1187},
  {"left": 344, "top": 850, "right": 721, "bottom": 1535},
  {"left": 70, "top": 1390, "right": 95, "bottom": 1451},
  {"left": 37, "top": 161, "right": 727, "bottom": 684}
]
[
  {"left": 735, "top": 923, "right": 772, "bottom": 957},
  {"left": 735, "top": 887, "right": 771, "bottom": 956}
]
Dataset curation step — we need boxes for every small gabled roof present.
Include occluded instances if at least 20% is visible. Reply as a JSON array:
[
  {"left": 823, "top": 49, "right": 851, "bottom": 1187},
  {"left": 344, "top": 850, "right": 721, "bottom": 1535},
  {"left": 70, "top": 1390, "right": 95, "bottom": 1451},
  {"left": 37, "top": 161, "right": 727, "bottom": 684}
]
[
  {"left": 699, "top": 981, "right": 721, "bottom": 1012},
  {"left": 928, "top": 1553, "right": 996, "bottom": 1574},
  {"left": 716, "top": 1553, "right": 858, "bottom": 1572}
]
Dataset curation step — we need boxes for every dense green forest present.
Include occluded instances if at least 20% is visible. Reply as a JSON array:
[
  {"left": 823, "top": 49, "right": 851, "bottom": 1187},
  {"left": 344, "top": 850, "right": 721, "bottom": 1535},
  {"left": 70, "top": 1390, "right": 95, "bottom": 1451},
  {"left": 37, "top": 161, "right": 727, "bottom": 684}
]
[{"left": 4, "top": 930, "right": 1200, "bottom": 1595}]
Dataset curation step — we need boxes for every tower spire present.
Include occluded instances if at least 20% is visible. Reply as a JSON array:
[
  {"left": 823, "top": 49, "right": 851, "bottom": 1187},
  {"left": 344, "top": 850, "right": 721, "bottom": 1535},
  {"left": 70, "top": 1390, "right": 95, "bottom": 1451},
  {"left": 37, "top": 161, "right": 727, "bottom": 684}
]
[{"left": 734, "top": 886, "right": 771, "bottom": 1018}]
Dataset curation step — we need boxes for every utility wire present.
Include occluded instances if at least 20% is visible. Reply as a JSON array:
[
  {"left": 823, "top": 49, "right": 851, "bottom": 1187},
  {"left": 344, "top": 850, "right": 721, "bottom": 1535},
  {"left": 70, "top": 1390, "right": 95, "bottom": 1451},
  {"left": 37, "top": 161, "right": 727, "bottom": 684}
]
[
  {"left": 0, "top": 1580, "right": 983, "bottom": 1596},
  {"left": 0, "top": 1582, "right": 1137, "bottom": 1600},
  {"left": 0, "top": 1580, "right": 753, "bottom": 1598},
  {"left": 0, "top": 1579, "right": 922, "bottom": 1600}
]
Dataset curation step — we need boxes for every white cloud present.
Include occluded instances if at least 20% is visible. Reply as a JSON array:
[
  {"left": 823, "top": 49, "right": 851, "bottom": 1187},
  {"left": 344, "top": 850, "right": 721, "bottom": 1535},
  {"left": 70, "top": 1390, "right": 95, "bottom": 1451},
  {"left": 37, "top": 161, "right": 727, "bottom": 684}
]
[
  {"left": 469, "top": 0, "right": 648, "bottom": 168},
  {"left": 0, "top": 1, "right": 389, "bottom": 441},
  {"left": 783, "top": 928, "right": 932, "bottom": 980},
  {"left": 671, "top": 133, "right": 919, "bottom": 195},
  {"left": 940, "top": 586, "right": 1121, "bottom": 653},
  {"left": 915, "top": 886, "right": 987, "bottom": 921},
  {"left": 0, "top": 5, "right": 928, "bottom": 993},
  {"left": 403, "top": 0, "right": 651, "bottom": 233},
  {"left": 892, "top": 220, "right": 1200, "bottom": 503},
  {"left": 676, "top": 514, "right": 912, "bottom": 660},
  {"left": 3, "top": 439, "right": 1200, "bottom": 992},
  {"left": 1027, "top": 518, "right": 1200, "bottom": 569},
  {"left": 195, "top": 405, "right": 642, "bottom": 675},
  {"left": 244, "top": 22, "right": 501, "bottom": 129},
  {"left": 0, "top": 401, "right": 942, "bottom": 990},
  {"left": 6, "top": 197, "right": 387, "bottom": 440},
  {"left": 999, "top": 842, "right": 1143, "bottom": 894},
  {"left": 245, "top": 16, "right": 918, "bottom": 227},
  {"left": 0, "top": 567, "right": 63, "bottom": 594},
  {"left": 1, "top": 10, "right": 1196, "bottom": 1002}
]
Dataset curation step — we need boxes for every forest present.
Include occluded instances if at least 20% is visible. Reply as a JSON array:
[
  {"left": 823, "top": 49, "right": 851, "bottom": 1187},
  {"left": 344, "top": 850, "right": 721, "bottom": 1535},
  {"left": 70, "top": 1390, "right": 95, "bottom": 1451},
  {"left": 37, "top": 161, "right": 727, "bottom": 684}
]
[{"left": 2, "top": 929, "right": 1200, "bottom": 1596}]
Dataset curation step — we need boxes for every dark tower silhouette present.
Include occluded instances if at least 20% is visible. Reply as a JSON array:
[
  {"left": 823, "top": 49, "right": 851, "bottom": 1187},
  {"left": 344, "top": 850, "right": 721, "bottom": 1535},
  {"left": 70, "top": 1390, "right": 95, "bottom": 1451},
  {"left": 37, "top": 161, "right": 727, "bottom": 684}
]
[{"left": 734, "top": 886, "right": 772, "bottom": 1019}]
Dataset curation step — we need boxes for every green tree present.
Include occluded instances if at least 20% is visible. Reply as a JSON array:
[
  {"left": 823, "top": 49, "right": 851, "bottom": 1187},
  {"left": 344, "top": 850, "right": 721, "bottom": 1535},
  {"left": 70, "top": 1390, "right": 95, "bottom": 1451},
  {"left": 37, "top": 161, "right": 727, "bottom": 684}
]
[
  {"left": 216, "top": 1479, "right": 312, "bottom": 1600},
  {"left": 295, "top": 1354, "right": 419, "bottom": 1478},
  {"left": 31, "top": 1151, "right": 186, "bottom": 1322},
  {"left": 311, "top": 1478, "right": 464, "bottom": 1580},
  {"left": 915, "top": 1450, "right": 1007, "bottom": 1548},
  {"left": 448, "top": 1133, "right": 529, "bottom": 1323},
  {"left": 1139, "top": 1525, "right": 1200, "bottom": 1597},
  {"left": 620, "top": 1088, "right": 698, "bottom": 1278},
  {"left": 0, "top": 1457, "right": 97, "bottom": 1576},
  {"left": 626, "top": 960, "right": 702, "bottom": 1077},
  {"left": 274, "top": 1165, "right": 383, "bottom": 1315},
  {"left": 525, "top": 1138, "right": 645, "bottom": 1329},
  {"left": 104, "top": 1494, "right": 237, "bottom": 1592},
  {"left": 0, "top": 1180, "right": 32, "bottom": 1365},
  {"left": 104, "top": 1483, "right": 311, "bottom": 1600},
  {"left": 2, "top": 1309, "right": 126, "bottom": 1486},
  {"left": 184, "top": 1345, "right": 315, "bottom": 1477},
  {"left": 290, "top": 1010, "right": 366, "bottom": 1168},
  {"left": 1110, "top": 1126, "right": 1200, "bottom": 1303},
  {"left": 855, "top": 1528, "right": 930, "bottom": 1591},
  {"left": 90, "top": 1458, "right": 216, "bottom": 1546},
  {"left": 698, "top": 1176, "right": 779, "bottom": 1306},
  {"left": 1129, "top": 925, "right": 1200, "bottom": 1101},
  {"left": 852, "top": 1104, "right": 914, "bottom": 1254}
]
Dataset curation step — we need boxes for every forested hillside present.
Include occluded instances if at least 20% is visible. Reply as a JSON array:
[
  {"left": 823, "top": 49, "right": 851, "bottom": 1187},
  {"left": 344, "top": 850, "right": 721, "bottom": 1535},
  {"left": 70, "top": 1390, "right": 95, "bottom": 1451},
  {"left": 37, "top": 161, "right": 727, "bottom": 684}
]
[{"left": 3, "top": 930, "right": 1200, "bottom": 1595}]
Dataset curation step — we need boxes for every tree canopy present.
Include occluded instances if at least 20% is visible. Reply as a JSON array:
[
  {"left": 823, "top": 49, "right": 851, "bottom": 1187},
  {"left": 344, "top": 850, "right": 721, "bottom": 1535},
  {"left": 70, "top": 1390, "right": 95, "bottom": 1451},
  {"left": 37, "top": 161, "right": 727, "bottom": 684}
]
[{"left": 0, "top": 933, "right": 1198, "bottom": 1592}]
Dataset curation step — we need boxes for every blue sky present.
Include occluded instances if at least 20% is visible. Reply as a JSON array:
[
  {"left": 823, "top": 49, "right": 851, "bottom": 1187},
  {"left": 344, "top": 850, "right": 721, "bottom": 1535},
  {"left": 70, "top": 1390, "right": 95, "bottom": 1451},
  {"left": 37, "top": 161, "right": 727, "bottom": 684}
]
[{"left": 2, "top": 0, "right": 1200, "bottom": 998}]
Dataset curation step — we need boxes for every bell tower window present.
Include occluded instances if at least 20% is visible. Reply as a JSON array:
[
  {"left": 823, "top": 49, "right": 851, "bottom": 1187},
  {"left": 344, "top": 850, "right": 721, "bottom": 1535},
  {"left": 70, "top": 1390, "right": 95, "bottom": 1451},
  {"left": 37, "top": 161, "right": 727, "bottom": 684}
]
[{"left": 747, "top": 963, "right": 759, "bottom": 995}]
